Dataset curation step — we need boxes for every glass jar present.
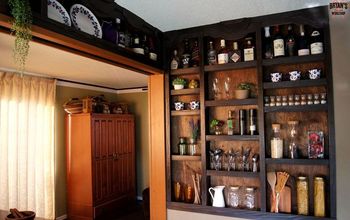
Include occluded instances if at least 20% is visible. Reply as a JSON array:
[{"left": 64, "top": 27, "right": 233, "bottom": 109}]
[
  {"left": 307, "top": 94, "right": 314, "bottom": 105},
  {"left": 271, "top": 124, "right": 283, "bottom": 158},
  {"left": 294, "top": 94, "right": 301, "bottom": 105},
  {"left": 288, "top": 94, "right": 294, "bottom": 106},
  {"left": 264, "top": 96, "right": 270, "bottom": 107},
  {"left": 287, "top": 121, "right": 299, "bottom": 159},
  {"left": 314, "top": 93, "right": 320, "bottom": 104},
  {"left": 297, "top": 176, "right": 309, "bottom": 215},
  {"left": 243, "top": 187, "right": 256, "bottom": 210},
  {"left": 269, "top": 96, "right": 276, "bottom": 106},
  {"left": 301, "top": 94, "right": 307, "bottom": 105},
  {"left": 314, "top": 177, "right": 325, "bottom": 217},
  {"left": 282, "top": 95, "right": 288, "bottom": 106},
  {"left": 320, "top": 93, "right": 327, "bottom": 104},
  {"left": 178, "top": 137, "right": 187, "bottom": 155},
  {"left": 276, "top": 96, "right": 282, "bottom": 106},
  {"left": 228, "top": 186, "right": 240, "bottom": 208},
  {"left": 188, "top": 138, "right": 199, "bottom": 156}
]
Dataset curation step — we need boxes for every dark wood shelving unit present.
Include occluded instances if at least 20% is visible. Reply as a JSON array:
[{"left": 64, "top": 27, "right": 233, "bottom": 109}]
[
  {"left": 171, "top": 110, "right": 200, "bottom": 116},
  {"left": 207, "top": 170, "right": 260, "bottom": 178},
  {"left": 204, "top": 60, "right": 257, "bottom": 72},
  {"left": 206, "top": 135, "right": 259, "bottom": 141},
  {"left": 172, "top": 155, "right": 201, "bottom": 161},
  {"left": 263, "top": 79, "right": 327, "bottom": 89},
  {"left": 165, "top": 6, "right": 336, "bottom": 220},
  {"left": 265, "top": 158, "right": 329, "bottom": 165},
  {"left": 264, "top": 104, "right": 328, "bottom": 113},
  {"left": 262, "top": 54, "right": 325, "bottom": 66},
  {"left": 170, "top": 88, "right": 200, "bottom": 96},
  {"left": 170, "top": 67, "right": 200, "bottom": 75},
  {"left": 205, "top": 99, "right": 258, "bottom": 107}
]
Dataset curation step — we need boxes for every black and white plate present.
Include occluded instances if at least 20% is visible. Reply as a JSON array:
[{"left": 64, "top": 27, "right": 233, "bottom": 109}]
[
  {"left": 47, "top": 0, "right": 71, "bottom": 26},
  {"left": 70, "top": 4, "right": 102, "bottom": 38}
]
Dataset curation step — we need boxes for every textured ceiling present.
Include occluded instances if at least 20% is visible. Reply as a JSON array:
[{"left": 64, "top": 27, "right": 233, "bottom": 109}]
[
  {"left": 115, "top": 0, "right": 329, "bottom": 32},
  {"left": 0, "top": 32, "right": 148, "bottom": 89}
]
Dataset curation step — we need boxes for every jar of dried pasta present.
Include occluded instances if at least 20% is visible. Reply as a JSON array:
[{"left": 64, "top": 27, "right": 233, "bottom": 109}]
[
  {"left": 314, "top": 177, "right": 325, "bottom": 217},
  {"left": 297, "top": 176, "right": 309, "bottom": 215}
]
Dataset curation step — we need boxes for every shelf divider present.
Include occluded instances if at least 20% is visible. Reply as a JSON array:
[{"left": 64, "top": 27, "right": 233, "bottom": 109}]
[
  {"left": 170, "top": 67, "right": 200, "bottom": 75},
  {"left": 265, "top": 158, "right": 329, "bottom": 165},
  {"left": 171, "top": 155, "right": 201, "bottom": 161},
  {"left": 264, "top": 104, "right": 328, "bottom": 113},
  {"left": 204, "top": 60, "right": 257, "bottom": 72},
  {"left": 205, "top": 99, "right": 258, "bottom": 107},
  {"left": 263, "top": 79, "right": 327, "bottom": 89},
  {"left": 262, "top": 54, "right": 325, "bottom": 66},
  {"left": 171, "top": 88, "right": 200, "bottom": 96},
  {"left": 171, "top": 110, "right": 200, "bottom": 116},
  {"left": 207, "top": 170, "right": 260, "bottom": 178},
  {"left": 206, "top": 135, "right": 259, "bottom": 141}
]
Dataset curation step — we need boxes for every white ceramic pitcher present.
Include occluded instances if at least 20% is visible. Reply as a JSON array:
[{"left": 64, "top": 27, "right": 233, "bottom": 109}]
[{"left": 208, "top": 185, "right": 225, "bottom": 207}]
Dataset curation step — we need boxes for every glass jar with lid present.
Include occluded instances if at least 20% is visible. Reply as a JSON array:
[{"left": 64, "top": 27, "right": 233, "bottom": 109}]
[
  {"left": 178, "top": 137, "right": 187, "bottom": 155},
  {"left": 314, "top": 177, "right": 325, "bottom": 217},
  {"left": 297, "top": 176, "right": 309, "bottom": 215},
  {"left": 271, "top": 124, "right": 283, "bottom": 158},
  {"left": 287, "top": 120, "right": 299, "bottom": 159},
  {"left": 243, "top": 187, "right": 256, "bottom": 210},
  {"left": 228, "top": 186, "right": 240, "bottom": 208}
]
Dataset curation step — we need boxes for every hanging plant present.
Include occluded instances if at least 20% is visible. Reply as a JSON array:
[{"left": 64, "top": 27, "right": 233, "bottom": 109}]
[{"left": 8, "top": 0, "right": 32, "bottom": 72}]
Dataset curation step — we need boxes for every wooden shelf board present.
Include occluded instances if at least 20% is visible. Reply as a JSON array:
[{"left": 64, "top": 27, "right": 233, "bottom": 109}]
[
  {"left": 171, "top": 155, "right": 201, "bottom": 161},
  {"left": 206, "top": 135, "right": 259, "bottom": 141},
  {"left": 263, "top": 79, "right": 328, "bottom": 89},
  {"left": 205, "top": 98, "right": 258, "bottom": 107},
  {"left": 204, "top": 60, "right": 257, "bottom": 72},
  {"left": 262, "top": 54, "right": 325, "bottom": 66},
  {"left": 207, "top": 170, "right": 260, "bottom": 178},
  {"left": 264, "top": 104, "right": 328, "bottom": 113},
  {"left": 171, "top": 110, "right": 200, "bottom": 116},
  {"left": 170, "top": 88, "right": 200, "bottom": 96},
  {"left": 170, "top": 67, "right": 200, "bottom": 75},
  {"left": 266, "top": 158, "right": 329, "bottom": 165}
]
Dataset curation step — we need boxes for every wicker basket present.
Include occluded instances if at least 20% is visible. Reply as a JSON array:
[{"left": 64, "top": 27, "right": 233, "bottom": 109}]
[
  {"left": 6, "top": 211, "right": 35, "bottom": 220},
  {"left": 63, "top": 98, "right": 83, "bottom": 114}
]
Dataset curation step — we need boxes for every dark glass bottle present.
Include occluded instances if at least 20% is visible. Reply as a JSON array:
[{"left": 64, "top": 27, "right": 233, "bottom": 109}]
[
  {"left": 148, "top": 36, "right": 157, "bottom": 61},
  {"left": 285, "top": 25, "right": 296, "bottom": 56},
  {"left": 218, "top": 39, "right": 229, "bottom": 64},
  {"left": 239, "top": 109, "right": 247, "bottom": 135},
  {"left": 264, "top": 26, "right": 273, "bottom": 59},
  {"left": 273, "top": 25, "right": 285, "bottom": 57},
  {"left": 229, "top": 42, "right": 241, "bottom": 63},
  {"left": 132, "top": 33, "right": 144, "bottom": 55},
  {"left": 116, "top": 18, "right": 125, "bottom": 48},
  {"left": 297, "top": 24, "right": 310, "bottom": 56},
  {"left": 310, "top": 29, "right": 323, "bottom": 54},
  {"left": 248, "top": 109, "right": 257, "bottom": 135},
  {"left": 191, "top": 40, "right": 200, "bottom": 67},
  {"left": 207, "top": 41, "right": 217, "bottom": 65},
  {"left": 227, "top": 110, "right": 235, "bottom": 135},
  {"left": 142, "top": 35, "right": 149, "bottom": 56},
  {"left": 243, "top": 37, "right": 255, "bottom": 61},
  {"left": 181, "top": 39, "right": 191, "bottom": 68}
]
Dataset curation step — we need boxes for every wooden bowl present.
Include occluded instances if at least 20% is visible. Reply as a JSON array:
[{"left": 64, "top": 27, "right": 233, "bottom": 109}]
[{"left": 6, "top": 211, "right": 35, "bottom": 220}]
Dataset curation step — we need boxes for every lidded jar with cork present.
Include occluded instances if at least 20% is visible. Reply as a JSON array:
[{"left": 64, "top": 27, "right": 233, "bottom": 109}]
[
  {"left": 271, "top": 123, "right": 283, "bottom": 158},
  {"left": 287, "top": 120, "right": 299, "bottom": 159}
]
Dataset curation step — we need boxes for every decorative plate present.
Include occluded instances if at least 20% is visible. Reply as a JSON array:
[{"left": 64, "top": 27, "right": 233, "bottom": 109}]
[
  {"left": 70, "top": 4, "right": 102, "bottom": 38},
  {"left": 47, "top": 0, "right": 71, "bottom": 26}
]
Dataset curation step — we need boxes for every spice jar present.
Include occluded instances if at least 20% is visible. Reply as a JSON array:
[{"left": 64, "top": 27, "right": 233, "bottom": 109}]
[
  {"left": 301, "top": 94, "right": 307, "bottom": 105},
  {"left": 314, "top": 93, "right": 320, "bottom": 105},
  {"left": 264, "top": 96, "right": 270, "bottom": 107},
  {"left": 314, "top": 177, "right": 325, "bottom": 217},
  {"left": 307, "top": 94, "right": 314, "bottom": 105},
  {"left": 294, "top": 94, "right": 301, "bottom": 105},
  {"left": 188, "top": 138, "right": 199, "bottom": 156},
  {"left": 288, "top": 94, "right": 294, "bottom": 106},
  {"left": 282, "top": 95, "right": 288, "bottom": 106},
  {"left": 276, "top": 96, "right": 282, "bottom": 106},
  {"left": 320, "top": 93, "right": 327, "bottom": 104},
  {"left": 243, "top": 187, "right": 256, "bottom": 210},
  {"left": 178, "top": 137, "right": 187, "bottom": 155},
  {"left": 228, "top": 186, "right": 240, "bottom": 208},
  {"left": 297, "top": 176, "right": 309, "bottom": 215},
  {"left": 269, "top": 96, "right": 276, "bottom": 106},
  {"left": 271, "top": 124, "right": 283, "bottom": 158}
]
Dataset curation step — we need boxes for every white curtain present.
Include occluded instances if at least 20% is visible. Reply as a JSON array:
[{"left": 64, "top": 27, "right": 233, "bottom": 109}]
[{"left": 0, "top": 72, "right": 56, "bottom": 219}]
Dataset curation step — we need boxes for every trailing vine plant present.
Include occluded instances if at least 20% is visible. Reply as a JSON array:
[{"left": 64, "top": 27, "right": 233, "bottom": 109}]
[{"left": 8, "top": 0, "right": 32, "bottom": 72}]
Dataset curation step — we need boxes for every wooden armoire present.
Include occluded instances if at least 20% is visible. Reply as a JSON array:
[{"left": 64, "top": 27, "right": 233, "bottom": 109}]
[{"left": 66, "top": 113, "right": 135, "bottom": 220}]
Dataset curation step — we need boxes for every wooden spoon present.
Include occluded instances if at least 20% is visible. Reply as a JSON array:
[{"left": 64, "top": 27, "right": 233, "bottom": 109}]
[{"left": 267, "top": 172, "right": 276, "bottom": 212}]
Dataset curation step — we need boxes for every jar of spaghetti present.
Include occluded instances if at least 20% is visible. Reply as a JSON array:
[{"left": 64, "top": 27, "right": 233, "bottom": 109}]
[
  {"left": 297, "top": 176, "right": 309, "bottom": 215},
  {"left": 314, "top": 177, "right": 325, "bottom": 217}
]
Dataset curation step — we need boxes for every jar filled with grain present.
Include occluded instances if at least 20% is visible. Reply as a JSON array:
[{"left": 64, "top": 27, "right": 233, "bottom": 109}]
[
  {"left": 297, "top": 176, "right": 309, "bottom": 215},
  {"left": 314, "top": 177, "right": 325, "bottom": 217}
]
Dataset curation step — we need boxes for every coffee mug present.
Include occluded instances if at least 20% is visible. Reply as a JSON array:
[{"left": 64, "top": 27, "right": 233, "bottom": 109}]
[
  {"left": 174, "top": 102, "right": 185, "bottom": 111},
  {"left": 308, "top": 69, "right": 321, "bottom": 80},
  {"left": 189, "top": 100, "right": 200, "bottom": 110},
  {"left": 270, "top": 72, "right": 282, "bottom": 82},
  {"left": 289, "top": 70, "right": 301, "bottom": 81}
]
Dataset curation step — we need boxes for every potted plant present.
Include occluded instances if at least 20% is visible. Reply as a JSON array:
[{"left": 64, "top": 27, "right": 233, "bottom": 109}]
[
  {"left": 210, "top": 119, "right": 224, "bottom": 135},
  {"left": 235, "top": 83, "right": 252, "bottom": 99},
  {"left": 172, "top": 77, "right": 187, "bottom": 90},
  {"left": 188, "top": 119, "right": 200, "bottom": 155}
]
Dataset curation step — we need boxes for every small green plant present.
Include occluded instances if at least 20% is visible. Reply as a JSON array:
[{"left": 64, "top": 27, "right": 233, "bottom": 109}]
[
  {"left": 210, "top": 119, "right": 224, "bottom": 128},
  {"left": 8, "top": 0, "right": 32, "bottom": 72},
  {"left": 237, "top": 83, "right": 253, "bottom": 90},
  {"left": 189, "top": 119, "right": 199, "bottom": 140},
  {"left": 172, "top": 77, "right": 187, "bottom": 86}
]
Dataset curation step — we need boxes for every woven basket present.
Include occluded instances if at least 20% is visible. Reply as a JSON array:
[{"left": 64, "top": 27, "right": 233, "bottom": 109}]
[
  {"left": 63, "top": 98, "right": 83, "bottom": 114},
  {"left": 6, "top": 211, "right": 35, "bottom": 220}
]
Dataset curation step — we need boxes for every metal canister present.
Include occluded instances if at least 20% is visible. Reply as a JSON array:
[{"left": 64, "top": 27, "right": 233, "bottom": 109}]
[
  {"left": 314, "top": 177, "right": 325, "bottom": 217},
  {"left": 297, "top": 176, "right": 309, "bottom": 215}
]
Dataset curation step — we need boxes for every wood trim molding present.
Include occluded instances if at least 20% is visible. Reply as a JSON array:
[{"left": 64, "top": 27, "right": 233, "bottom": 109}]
[
  {"left": 148, "top": 75, "right": 166, "bottom": 220},
  {"left": 0, "top": 13, "right": 163, "bottom": 75}
]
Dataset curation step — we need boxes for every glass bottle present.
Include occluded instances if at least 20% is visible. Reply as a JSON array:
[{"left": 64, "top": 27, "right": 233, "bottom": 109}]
[
  {"left": 264, "top": 26, "right": 273, "bottom": 59},
  {"left": 285, "top": 24, "right": 296, "bottom": 56},
  {"left": 228, "top": 186, "right": 240, "bottom": 208},
  {"left": 116, "top": 18, "right": 125, "bottom": 48},
  {"left": 132, "top": 33, "right": 144, "bottom": 55},
  {"left": 271, "top": 123, "right": 283, "bottom": 158},
  {"left": 142, "top": 34, "right": 149, "bottom": 56},
  {"left": 207, "top": 41, "right": 217, "bottom": 65},
  {"left": 229, "top": 41, "right": 241, "bottom": 63},
  {"left": 273, "top": 25, "right": 285, "bottom": 57},
  {"left": 191, "top": 40, "right": 200, "bottom": 67},
  {"left": 239, "top": 109, "right": 247, "bottom": 135},
  {"left": 310, "top": 29, "right": 323, "bottom": 54},
  {"left": 224, "top": 76, "right": 231, "bottom": 99},
  {"left": 244, "top": 37, "right": 255, "bottom": 61},
  {"left": 314, "top": 177, "right": 325, "bottom": 217},
  {"left": 178, "top": 137, "right": 187, "bottom": 155},
  {"left": 297, "top": 176, "right": 309, "bottom": 215},
  {"left": 248, "top": 109, "right": 257, "bottom": 135},
  {"left": 244, "top": 187, "right": 256, "bottom": 210},
  {"left": 287, "top": 120, "right": 299, "bottom": 159},
  {"left": 227, "top": 110, "right": 235, "bottom": 135},
  {"left": 298, "top": 24, "right": 310, "bottom": 56},
  {"left": 148, "top": 36, "right": 157, "bottom": 61},
  {"left": 218, "top": 39, "right": 229, "bottom": 64},
  {"left": 170, "top": 50, "right": 180, "bottom": 70},
  {"left": 182, "top": 39, "right": 191, "bottom": 68}
]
